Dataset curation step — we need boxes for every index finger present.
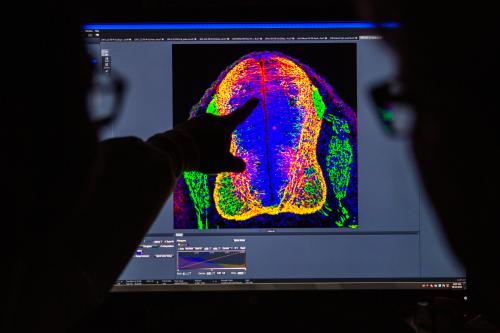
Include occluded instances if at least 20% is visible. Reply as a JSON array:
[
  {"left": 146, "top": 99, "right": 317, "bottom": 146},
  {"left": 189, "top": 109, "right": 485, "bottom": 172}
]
[{"left": 222, "top": 97, "right": 259, "bottom": 129}]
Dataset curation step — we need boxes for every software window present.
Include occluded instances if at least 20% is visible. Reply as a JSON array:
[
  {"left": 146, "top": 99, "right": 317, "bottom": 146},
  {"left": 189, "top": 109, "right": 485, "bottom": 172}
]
[{"left": 83, "top": 22, "right": 465, "bottom": 291}]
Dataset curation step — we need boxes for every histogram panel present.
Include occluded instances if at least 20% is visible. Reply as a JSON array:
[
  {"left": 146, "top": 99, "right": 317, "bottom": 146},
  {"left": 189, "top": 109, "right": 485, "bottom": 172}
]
[{"left": 177, "top": 251, "right": 247, "bottom": 270}]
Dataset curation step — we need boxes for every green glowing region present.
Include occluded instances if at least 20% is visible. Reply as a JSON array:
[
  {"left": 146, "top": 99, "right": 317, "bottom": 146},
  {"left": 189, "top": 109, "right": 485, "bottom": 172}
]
[{"left": 183, "top": 171, "right": 210, "bottom": 230}]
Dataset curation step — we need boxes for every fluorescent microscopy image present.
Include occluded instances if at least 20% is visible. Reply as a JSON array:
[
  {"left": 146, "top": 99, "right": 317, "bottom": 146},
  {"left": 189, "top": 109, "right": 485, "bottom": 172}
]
[{"left": 174, "top": 50, "right": 357, "bottom": 229}]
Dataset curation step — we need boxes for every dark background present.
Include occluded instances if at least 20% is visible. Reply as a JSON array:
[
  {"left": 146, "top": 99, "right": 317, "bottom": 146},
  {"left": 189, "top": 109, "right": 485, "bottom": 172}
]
[
  {"left": 76, "top": 0, "right": 360, "bottom": 25},
  {"left": 173, "top": 43, "right": 357, "bottom": 124}
]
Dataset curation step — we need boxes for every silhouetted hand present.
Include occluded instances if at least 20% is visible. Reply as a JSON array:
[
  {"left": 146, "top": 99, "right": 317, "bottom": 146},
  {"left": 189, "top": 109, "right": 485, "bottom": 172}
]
[{"left": 149, "top": 97, "right": 259, "bottom": 175}]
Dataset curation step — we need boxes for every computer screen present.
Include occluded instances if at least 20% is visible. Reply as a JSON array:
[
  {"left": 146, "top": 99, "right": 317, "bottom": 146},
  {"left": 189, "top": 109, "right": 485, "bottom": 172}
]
[{"left": 83, "top": 22, "right": 466, "bottom": 291}]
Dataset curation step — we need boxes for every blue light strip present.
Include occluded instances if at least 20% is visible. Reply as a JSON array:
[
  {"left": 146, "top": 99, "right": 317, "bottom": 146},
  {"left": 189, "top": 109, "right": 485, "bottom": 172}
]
[{"left": 83, "top": 22, "right": 399, "bottom": 30}]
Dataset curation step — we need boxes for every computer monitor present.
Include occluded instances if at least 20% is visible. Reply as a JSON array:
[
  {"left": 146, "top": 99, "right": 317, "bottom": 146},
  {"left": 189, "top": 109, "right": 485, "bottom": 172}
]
[{"left": 83, "top": 22, "right": 465, "bottom": 291}]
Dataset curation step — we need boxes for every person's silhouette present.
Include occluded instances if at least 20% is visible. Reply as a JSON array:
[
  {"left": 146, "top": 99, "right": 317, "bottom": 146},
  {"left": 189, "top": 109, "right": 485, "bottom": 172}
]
[
  {"left": 358, "top": 0, "right": 500, "bottom": 326},
  {"left": 2, "top": 8, "right": 258, "bottom": 331}
]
